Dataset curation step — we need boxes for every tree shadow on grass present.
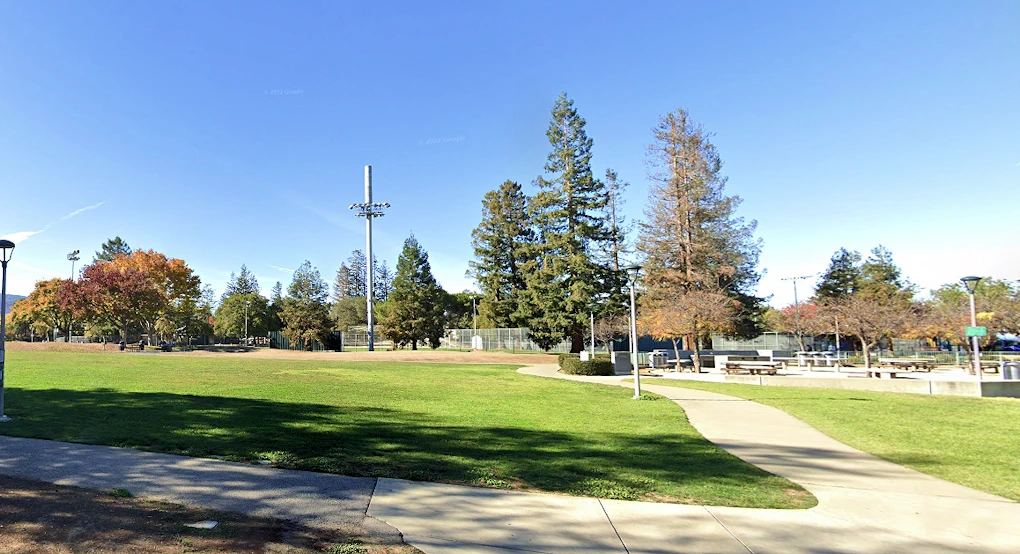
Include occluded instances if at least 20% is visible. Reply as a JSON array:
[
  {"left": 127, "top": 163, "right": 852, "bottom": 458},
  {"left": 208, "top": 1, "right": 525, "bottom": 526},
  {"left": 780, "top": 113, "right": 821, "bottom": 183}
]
[{"left": 2, "top": 387, "right": 816, "bottom": 507}]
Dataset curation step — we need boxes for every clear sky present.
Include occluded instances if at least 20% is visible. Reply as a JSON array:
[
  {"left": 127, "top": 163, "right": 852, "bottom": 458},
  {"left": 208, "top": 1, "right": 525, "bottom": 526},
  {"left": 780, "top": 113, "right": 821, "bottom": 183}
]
[{"left": 2, "top": 1, "right": 1018, "bottom": 307}]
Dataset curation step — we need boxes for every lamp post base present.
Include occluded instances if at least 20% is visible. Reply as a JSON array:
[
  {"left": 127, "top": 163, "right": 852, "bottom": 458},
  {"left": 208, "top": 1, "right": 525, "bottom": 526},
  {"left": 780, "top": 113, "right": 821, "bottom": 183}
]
[{"left": 0, "top": 415, "right": 12, "bottom": 423}]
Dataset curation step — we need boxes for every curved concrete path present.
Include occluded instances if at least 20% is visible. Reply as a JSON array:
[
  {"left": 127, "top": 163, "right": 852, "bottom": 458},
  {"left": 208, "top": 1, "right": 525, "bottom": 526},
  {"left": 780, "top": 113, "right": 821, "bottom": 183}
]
[{"left": 368, "top": 365, "right": 1020, "bottom": 553}]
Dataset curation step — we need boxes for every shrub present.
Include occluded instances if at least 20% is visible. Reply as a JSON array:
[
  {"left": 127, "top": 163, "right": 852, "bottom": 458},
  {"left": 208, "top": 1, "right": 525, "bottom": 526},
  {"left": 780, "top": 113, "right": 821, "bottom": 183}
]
[
  {"left": 560, "top": 357, "right": 615, "bottom": 376},
  {"left": 557, "top": 353, "right": 580, "bottom": 368}
]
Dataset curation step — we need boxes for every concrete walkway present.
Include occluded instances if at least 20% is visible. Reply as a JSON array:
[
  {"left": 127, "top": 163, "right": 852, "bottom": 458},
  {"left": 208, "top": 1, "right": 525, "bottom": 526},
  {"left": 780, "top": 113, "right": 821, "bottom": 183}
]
[
  {"left": 369, "top": 365, "right": 1020, "bottom": 552},
  {"left": 3, "top": 364, "right": 1019, "bottom": 553}
]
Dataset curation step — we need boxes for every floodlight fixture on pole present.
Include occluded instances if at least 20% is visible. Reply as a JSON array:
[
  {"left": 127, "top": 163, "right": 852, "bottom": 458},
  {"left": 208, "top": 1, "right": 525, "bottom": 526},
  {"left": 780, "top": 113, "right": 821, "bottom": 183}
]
[
  {"left": 1, "top": 239, "right": 16, "bottom": 422},
  {"left": 961, "top": 276, "right": 983, "bottom": 380},
  {"left": 781, "top": 274, "right": 814, "bottom": 351},
  {"left": 66, "top": 249, "right": 80, "bottom": 342},
  {"left": 67, "top": 249, "right": 80, "bottom": 281},
  {"left": 349, "top": 165, "right": 389, "bottom": 351},
  {"left": 625, "top": 264, "right": 641, "bottom": 399}
]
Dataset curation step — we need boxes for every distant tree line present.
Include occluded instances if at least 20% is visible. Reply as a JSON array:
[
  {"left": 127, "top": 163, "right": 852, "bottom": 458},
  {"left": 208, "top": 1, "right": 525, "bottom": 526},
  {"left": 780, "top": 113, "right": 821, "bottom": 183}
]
[
  {"left": 5, "top": 235, "right": 470, "bottom": 351},
  {"left": 765, "top": 246, "right": 1020, "bottom": 369}
]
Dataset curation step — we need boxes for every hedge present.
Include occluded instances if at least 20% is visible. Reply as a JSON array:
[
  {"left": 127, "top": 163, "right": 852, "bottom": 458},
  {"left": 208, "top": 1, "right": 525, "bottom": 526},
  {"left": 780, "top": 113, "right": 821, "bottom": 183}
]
[{"left": 560, "top": 357, "right": 615, "bottom": 376}]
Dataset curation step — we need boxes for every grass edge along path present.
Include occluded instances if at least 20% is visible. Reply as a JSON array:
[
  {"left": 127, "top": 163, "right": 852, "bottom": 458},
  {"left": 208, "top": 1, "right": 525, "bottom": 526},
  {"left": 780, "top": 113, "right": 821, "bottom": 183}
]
[
  {"left": 645, "top": 379, "right": 1020, "bottom": 502},
  {"left": 0, "top": 351, "right": 814, "bottom": 509}
]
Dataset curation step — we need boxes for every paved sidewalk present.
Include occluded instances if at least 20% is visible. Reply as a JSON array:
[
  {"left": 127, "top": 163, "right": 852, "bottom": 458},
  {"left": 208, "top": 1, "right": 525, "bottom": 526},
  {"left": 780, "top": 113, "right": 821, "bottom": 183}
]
[{"left": 0, "top": 435, "right": 402, "bottom": 541}]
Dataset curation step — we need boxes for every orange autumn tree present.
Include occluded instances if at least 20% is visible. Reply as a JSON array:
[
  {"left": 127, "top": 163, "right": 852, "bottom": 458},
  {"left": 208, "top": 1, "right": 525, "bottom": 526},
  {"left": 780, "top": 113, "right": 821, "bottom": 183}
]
[
  {"left": 10, "top": 278, "right": 76, "bottom": 341},
  {"left": 97, "top": 250, "right": 201, "bottom": 344}
]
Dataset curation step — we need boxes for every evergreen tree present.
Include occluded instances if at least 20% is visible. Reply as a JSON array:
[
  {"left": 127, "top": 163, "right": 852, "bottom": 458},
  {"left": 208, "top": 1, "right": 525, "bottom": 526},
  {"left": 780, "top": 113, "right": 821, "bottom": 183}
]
[
  {"left": 375, "top": 260, "right": 394, "bottom": 301},
  {"left": 332, "top": 263, "right": 356, "bottom": 300},
  {"left": 383, "top": 234, "right": 445, "bottom": 350},
  {"left": 637, "top": 108, "right": 763, "bottom": 370},
  {"left": 222, "top": 265, "right": 260, "bottom": 301},
  {"left": 814, "top": 248, "right": 862, "bottom": 301},
  {"left": 469, "top": 180, "right": 533, "bottom": 328},
  {"left": 280, "top": 261, "right": 331, "bottom": 350},
  {"left": 94, "top": 236, "right": 132, "bottom": 262},
  {"left": 858, "top": 245, "right": 914, "bottom": 303},
  {"left": 267, "top": 281, "right": 284, "bottom": 332},
  {"left": 517, "top": 93, "right": 614, "bottom": 351},
  {"left": 347, "top": 250, "right": 368, "bottom": 297},
  {"left": 601, "top": 168, "right": 632, "bottom": 316}
]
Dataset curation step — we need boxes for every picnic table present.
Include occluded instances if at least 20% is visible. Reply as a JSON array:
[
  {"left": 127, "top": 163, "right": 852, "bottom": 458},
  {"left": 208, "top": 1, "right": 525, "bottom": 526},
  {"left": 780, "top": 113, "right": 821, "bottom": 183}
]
[
  {"left": 877, "top": 358, "right": 935, "bottom": 371},
  {"left": 724, "top": 360, "right": 783, "bottom": 375},
  {"left": 865, "top": 368, "right": 905, "bottom": 379}
]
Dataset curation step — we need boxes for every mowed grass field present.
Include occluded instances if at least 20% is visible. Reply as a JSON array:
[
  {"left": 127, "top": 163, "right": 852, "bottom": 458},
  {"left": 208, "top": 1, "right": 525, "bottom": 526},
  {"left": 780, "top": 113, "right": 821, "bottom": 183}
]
[
  {"left": 0, "top": 351, "right": 813, "bottom": 508},
  {"left": 646, "top": 379, "right": 1020, "bottom": 501}
]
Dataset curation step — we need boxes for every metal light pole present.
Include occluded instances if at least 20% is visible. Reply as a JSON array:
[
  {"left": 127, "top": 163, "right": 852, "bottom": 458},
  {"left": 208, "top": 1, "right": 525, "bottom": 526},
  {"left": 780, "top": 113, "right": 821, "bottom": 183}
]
[
  {"left": 781, "top": 275, "right": 813, "bottom": 352},
  {"left": 244, "top": 300, "right": 250, "bottom": 346},
  {"left": 1, "top": 239, "right": 16, "bottom": 423},
  {"left": 471, "top": 293, "right": 477, "bottom": 350},
  {"left": 589, "top": 310, "right": 595, "bottom": 358},
  {"left": 67, "top": 249, "right": 79, "bottom": 342},
  {"left": 67, "top": 249, "right": 80, "bottom": 281},
  {"left": 626, "top": 264, "right": 641, "bottom": 399},
  {"left": 349, "top": 166, "right": 389, "bottom": 351},
  {"left": 961, "top": 276, "right": 983, "bottom": 380}
]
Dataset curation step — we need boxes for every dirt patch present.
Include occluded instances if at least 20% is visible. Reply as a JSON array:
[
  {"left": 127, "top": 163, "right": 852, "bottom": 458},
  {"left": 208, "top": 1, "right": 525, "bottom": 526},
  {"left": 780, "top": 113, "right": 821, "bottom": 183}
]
[
  {"left": 4, "top": 342, "right": 113, "bottom": 353},
  {"left": 182, "top": 347, "right": 558, "bottom": 365},
  {"left": 7, "top": 342, "right": 558, "bottom": 365},
  {"left": 0, "top": 475, "right": 420, "bottom": 554}
]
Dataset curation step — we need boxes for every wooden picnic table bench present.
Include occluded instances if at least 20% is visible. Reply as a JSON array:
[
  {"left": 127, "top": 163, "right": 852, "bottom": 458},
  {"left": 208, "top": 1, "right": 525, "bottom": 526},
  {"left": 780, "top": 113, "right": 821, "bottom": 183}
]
[
  {"left": 865, "top": 368, "right": 906, "bottom": 379},
  {"left": 724, "top": 360, "right": 783, "bottom": 375},
  {"left": 877, "top": 358, "right": 935, "bottom": 371}
]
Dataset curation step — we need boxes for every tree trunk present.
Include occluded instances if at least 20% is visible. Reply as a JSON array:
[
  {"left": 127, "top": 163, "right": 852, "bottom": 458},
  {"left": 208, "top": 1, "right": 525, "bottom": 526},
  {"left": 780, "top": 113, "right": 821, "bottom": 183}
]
[
  {"left": 687, "top": 333, "right": 702, "bottom": 372},
  {"left": 412, "top": 340, "right": 418, "bottom": 351},
  {"left": 569, "top": 329, "right": 584, "bottom": 353},
  {"left": 859, "top": 336, "right": 874, "bottom": 368},
  {"left": 671, "top": 338, "right": 682, "bottom": 372}
]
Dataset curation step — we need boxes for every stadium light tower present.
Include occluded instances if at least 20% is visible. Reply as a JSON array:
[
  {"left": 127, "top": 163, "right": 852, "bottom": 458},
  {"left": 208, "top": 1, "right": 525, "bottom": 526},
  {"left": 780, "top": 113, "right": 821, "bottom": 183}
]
[
  {"left": 349, "top": 166, "right": 389, "bottom": 351},
  {"left": 67, "top": 250, "right": 80, "bottom": 281}
]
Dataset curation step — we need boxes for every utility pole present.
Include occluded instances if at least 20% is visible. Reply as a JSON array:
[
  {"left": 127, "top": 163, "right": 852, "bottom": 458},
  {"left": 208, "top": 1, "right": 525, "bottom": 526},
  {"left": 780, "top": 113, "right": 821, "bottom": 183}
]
[
  {"left": 350, "top": 166, "right": 389, "bottom": 351},
  {"left": 781, "top": 275, "right": 814, "bottom": 352}
]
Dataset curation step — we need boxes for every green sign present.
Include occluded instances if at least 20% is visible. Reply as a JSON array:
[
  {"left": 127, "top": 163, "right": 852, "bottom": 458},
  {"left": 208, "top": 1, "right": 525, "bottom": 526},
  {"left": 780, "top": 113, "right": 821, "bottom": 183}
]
[{"left": 965, "top": 326, "right": 987, "bottom": 338}]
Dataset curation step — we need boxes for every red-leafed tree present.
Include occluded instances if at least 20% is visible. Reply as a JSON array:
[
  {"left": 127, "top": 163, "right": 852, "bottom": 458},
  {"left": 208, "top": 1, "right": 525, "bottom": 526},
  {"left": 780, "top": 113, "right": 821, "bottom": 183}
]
[{"left": 77, "top": 262, "right": 162, "bottom": 342}]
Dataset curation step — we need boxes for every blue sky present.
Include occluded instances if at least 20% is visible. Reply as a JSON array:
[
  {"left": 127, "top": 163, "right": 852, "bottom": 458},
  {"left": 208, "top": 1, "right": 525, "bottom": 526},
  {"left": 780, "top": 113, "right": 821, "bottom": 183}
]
[{"left": 1, "top": 0, "right": 1017, "bottom": 307}]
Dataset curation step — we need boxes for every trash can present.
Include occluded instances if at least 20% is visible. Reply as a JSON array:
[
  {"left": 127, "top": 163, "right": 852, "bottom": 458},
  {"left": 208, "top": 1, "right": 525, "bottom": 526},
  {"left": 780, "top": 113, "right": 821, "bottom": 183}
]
[
  {"left": 1003, "top": 362, "right": 1020, "bottom": 380},
  {"left": 649, "top": 350, "right": 669, "bottom": 368}
]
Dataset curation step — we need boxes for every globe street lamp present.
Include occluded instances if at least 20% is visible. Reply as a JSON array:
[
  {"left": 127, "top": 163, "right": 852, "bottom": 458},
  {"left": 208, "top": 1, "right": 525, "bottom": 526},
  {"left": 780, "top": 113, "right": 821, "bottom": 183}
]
[
  {"left": 626, "top": 264, "right": 641, "bottom": 399},
  {"left": 960, "top": 276, "right": 983, "bottom": 380},
  {"left": 1, "top": 239, "right": 16, "bottom": 422}
]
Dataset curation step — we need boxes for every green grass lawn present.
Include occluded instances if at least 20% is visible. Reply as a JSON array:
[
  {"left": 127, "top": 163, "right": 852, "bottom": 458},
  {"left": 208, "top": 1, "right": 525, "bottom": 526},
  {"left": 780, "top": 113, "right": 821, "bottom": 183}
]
[
  {"left": 644, "top": 379, "right": 1020, "bottom": 501},
  {"left": 0, "top": 351, "right": 813, "bottom": 508}
]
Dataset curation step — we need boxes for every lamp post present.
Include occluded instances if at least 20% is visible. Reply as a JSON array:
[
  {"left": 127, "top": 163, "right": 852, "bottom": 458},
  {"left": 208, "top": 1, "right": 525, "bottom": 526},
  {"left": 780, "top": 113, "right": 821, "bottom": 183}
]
[
  {"left": 471, "top": 293, "right": 478, "bottom": 350},
  {"left": 1, "top": 239, "right": 16, "bottom": 422},
  {"left": 349, "top": 166, "right": 389, "bottom": 351},
  {"left": 243, "top": 301, "right": 251, "bottom": 347},
  {"left": 961, "top": 276, "right": 983, "bottom": 380},
  {"left": 626, "top": 264, "right": 641, "bottom": 399}
]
